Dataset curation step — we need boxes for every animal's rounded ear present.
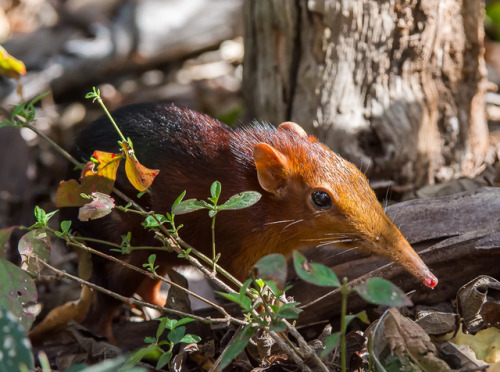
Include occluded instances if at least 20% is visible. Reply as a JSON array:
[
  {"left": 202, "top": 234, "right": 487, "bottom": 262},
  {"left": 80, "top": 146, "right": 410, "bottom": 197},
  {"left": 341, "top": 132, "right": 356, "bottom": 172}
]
[
  {"left": 253, "top": 143, "right": 289, "bottom": 193},
  {"left": 278, "top": 121, "right": 307, "bottom": 138}
]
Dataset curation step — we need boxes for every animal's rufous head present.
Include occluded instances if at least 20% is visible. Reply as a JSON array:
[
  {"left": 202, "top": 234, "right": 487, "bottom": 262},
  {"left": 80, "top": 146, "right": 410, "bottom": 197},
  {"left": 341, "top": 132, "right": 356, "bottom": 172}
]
[{"left": 252, "top": 121, "right": 437, "bottom": 288}]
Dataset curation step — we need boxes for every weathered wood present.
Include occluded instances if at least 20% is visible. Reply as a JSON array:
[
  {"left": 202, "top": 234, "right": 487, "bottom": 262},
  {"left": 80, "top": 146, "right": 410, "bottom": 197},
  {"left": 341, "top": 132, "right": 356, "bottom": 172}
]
[
  {"left": 243, "top": 0, "right": 489, "bottom": 186},
  {"left": 290, "top": 187, "right": 500, "bottom": 326}
]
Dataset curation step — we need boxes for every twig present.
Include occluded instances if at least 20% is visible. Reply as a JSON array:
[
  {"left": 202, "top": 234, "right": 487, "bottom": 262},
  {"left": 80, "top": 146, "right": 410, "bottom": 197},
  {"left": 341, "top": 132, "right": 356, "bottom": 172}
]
[
  {"left": 38, "top": 259, "right": 247, "bottom": 327},
  {"left": 60, "top": 231, "right": 233, "bottom": 319}
]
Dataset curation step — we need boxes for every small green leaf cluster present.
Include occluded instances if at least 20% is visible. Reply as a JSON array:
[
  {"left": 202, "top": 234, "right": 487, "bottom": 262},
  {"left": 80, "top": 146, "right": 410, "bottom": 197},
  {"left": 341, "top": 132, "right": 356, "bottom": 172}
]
[
  {"left": 142, "top": 254, "right": 159, "bottom": 273},
  {"left": 172, "top": 181, "right": 261, "bottom": 217},
  {"left": 141, "top": 191, "right": 186, "bottom": 237},
  {"left": 30, "top": 206, "right": 58, "bottom": 229},
  {"left": 127, "top": 317, "right": 201, "bottom": 370},
  {"left": 172, "top": 181, "right": 261, "bottom": 272},
  {"left": 292, "top": 251, "right": 411, "bottom": 371},
  {"left": 217, "top": 254, "right": 301, "bottom": 369},
  {"left": 0, "top": 92, "right": 49, "bottom": 128}
]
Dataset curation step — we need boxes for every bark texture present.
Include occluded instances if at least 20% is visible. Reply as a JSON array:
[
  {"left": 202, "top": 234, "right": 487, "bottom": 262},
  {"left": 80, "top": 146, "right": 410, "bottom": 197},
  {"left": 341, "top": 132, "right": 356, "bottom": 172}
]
[{"left": 243, "top": 0, "right": 488, "bottom": 186}]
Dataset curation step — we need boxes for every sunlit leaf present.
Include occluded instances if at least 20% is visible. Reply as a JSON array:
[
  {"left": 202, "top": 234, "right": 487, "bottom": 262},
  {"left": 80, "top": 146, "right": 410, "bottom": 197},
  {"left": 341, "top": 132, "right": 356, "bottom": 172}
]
[
  {"left": 18, "top": 230, "right": 51, "bottom": 274},
  {"left": 219, "top": 191, "right": 261, "bottom": 211},
  {"left": 122, "top": 142, "right": 159, "bottom": 192},
  {"left": 171, "top": 199, "right": 209, "bottom": 215},
  {"left": 56, "top": 152, "right": 122, "bottom": 208},
  {"left": 0, "top": 45, "right": 26, "bottom": 79},
  {"left": 78, "top": 192, "right": 115, "bottom": 221}
]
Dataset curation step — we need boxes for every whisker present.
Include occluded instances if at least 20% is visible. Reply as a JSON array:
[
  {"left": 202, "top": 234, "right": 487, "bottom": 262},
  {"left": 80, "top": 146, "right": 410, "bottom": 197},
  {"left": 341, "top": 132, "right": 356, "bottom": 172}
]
[
  {"left": 383, "top": 182, "right": 392, "bottom": 212},
  {"left": 314, "top": 239, "right": 359, "bottom": 248},
  {"left": 301, "top": 238, "right": 355, "bottom": 245},
  {"left": 280, "top": 219, "right": 304, "bottom": 233},
  {"left": 319, "top": 246, "right": 360, "bottom": 258},
  {"left": 283, "top": 230, "right": 302, "bottom": 242},
  {"left": 262, "top": 219, "right": 296, "bottom": 227},
  {"left": 324, "top": 232, "right": 357, "bottom": 237}
]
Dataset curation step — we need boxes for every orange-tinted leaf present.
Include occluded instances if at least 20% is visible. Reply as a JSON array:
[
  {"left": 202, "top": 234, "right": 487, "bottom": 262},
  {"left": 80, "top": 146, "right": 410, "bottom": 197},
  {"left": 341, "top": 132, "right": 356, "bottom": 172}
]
[
  {"left": 122, "top": 142, "right": 159, "bottom": 192},
  {"left": 0, "top": 45, "right": 26, "bottom": 79},
  {"left": 78, "top": 192, "right": 115, "bottom": 221},
  {"left": 92, "top": 150, "right": 121, "bottom": 182},
  {"left": 55, "top": 152, "right": 122, "bottom": 208},
  {"left": 55, "top": 179, "right": 88, "bottom": 207}
]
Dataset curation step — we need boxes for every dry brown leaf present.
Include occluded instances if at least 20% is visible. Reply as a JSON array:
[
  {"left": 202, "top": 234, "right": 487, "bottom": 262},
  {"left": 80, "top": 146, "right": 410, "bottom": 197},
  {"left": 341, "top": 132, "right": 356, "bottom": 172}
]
[{"left": 382, "top": 308, "right": 452, "bottom": 372}]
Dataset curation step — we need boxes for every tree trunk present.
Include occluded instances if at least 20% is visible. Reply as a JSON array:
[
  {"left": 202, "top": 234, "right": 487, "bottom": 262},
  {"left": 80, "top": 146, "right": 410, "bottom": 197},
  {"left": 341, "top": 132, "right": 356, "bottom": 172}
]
[{"left": 243, "top": 0, "right": 489, "bottom": 186}]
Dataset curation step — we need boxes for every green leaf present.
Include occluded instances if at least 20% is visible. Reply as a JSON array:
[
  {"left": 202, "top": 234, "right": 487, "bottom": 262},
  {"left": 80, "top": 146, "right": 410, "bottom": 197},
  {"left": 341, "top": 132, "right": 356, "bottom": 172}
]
[
  {"left": 293, "top": 251, "right": 340, "bottom": 287},
  {"left": 156, "top": 351, "right": 172, "bottom": 369},
  {"left": 354, "top": 278, "right": 412, "bottom": 307},
  {"left": 219, "top": 191, "right": 261, "bottom": 211},
  {"left": 341, "top": 311, "right": 369, "bottom": 335},
  {"left": 144, "top": 336, "right": 156, "bottom": 344},
  {"left": 219, "top": 325, "right": 256, "bottom": 369},
  {"left": 142, "top": 214, "right": 168, "bottom": 228},
  {"left": 217, "top": 292, "right": 252, "bottom": 311},
  {"left": 320, "top": 332, "right": 340, "bottom": 358},
  {"left": 29, "top": 91, "right": 50, "bottom": 106},
  {"left": 171, "top": 199, "right": 208, "bottom": 215},
  {"left": 0, "top": 306, "right": 34, "bottom": 372},
  {"left": 268, "top": 321, "right": 287, "bottom": 332},
  {"left": 170, "top": 317, "right": 195, "bottom": 329},
  {"left": 172, "top": 190, "right": 187, "bottom": 208},
  {"left": 167, "top": 326, "right": 186, "bottom": 344},
  {"left": 0, "top": 259, "right": 37, "bottom": 330},
  {"left": 32, "top": 206, "right": 57, "bottom": 227},
  {"left": 156, "top": 317, "right": 168, "bottom": 340},
  {"left": 126, "top": 344, "right": 161, "bottom": 367},
  {"left": 263, "top": 279, "right": 280, "bottom": 297},
  {"left": 276, "top": 302, "right": 302, "bottom": 320},
  {"left": 210, "top": 181, "right": 221, "bottom": 203},
  {"left": 253, "top": 254, "right": 287, "bottom": 289},
  {"left": 180, "top": 334, "right": 201, "bottom": 343},
  {"left": 60, "top": 220, "right": 72, "bottom": 233}
]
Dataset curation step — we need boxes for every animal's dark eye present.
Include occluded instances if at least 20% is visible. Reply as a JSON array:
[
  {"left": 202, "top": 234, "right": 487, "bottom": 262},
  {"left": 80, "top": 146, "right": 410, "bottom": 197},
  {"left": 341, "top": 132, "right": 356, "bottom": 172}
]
[{"left": 311, "top": 190, "right": 332, "bottom": 209}]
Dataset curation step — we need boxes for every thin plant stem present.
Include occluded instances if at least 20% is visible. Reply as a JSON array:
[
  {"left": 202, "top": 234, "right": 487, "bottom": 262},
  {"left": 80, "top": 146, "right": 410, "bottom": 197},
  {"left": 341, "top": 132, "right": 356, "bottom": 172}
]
[
  {"left": 92, "top": 94, "right": 128, "bottom": 144},
  {"left": 211, "top": 213, "right": 217, "bottom": 274},
  {"left": 340, "top": 278, "right": 350, "bottom": 372},
  {"left": 38, "top": 259, "right": 246, "bottom": 326}
]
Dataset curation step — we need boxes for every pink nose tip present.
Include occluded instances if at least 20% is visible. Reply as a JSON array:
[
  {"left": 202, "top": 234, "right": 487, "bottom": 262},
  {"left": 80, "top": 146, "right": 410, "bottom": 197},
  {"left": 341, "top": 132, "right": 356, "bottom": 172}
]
[{"left": 423, "top": 272, "right": 438, "bottom": 288}]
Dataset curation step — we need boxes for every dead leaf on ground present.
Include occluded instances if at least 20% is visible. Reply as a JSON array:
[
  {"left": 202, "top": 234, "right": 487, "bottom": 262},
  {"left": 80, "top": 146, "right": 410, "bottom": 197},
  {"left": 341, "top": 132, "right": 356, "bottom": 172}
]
[
  {"left": 372, "top": 308, "right": 452, "bottom": 371},
  {"left": 451, "top": 326, "right": 500, "bottom": 364},
  {"left": 457, "top": 275, "right": 500, "bottom": 333}
]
